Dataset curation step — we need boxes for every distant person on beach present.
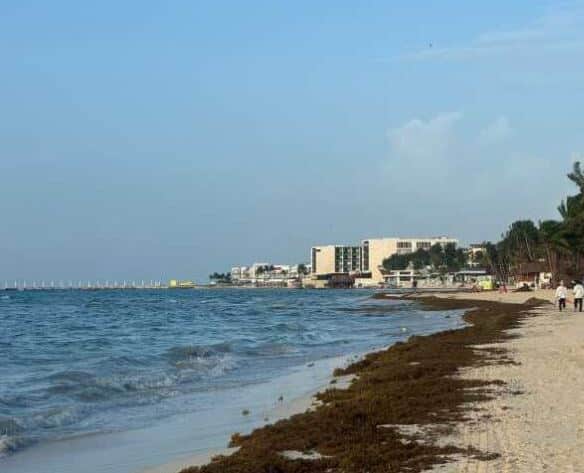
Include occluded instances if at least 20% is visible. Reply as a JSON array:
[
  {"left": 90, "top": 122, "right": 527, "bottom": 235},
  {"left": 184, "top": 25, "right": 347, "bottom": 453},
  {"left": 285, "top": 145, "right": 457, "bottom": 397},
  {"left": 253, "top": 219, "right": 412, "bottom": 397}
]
[
  {"left": 573, "top": 280, "right": 584, "bottom": 312},
  {"left": 556, "top": 280, "right": 567, "bottom": 311}
]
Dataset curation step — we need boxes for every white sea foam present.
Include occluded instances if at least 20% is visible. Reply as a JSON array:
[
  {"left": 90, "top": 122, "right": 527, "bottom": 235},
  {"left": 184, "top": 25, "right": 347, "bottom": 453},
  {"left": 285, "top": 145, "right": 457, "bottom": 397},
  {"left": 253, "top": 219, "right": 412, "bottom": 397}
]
[
  {"left": 0, "top": 289, "right": 465, "bottom": 464},
  {"left": 0, "top": 434, "right": 27, "bottom": 458}
]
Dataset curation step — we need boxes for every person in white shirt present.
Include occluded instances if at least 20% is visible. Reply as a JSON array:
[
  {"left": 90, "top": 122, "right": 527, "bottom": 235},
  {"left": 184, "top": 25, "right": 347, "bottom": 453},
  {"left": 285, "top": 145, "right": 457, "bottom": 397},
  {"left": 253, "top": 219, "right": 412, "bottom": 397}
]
[
  {"left": 556, "top": 280, "right": 567, "bottom": 312},
  {"left": 573, "top": 280, "right": 584, "bottom": 312}
]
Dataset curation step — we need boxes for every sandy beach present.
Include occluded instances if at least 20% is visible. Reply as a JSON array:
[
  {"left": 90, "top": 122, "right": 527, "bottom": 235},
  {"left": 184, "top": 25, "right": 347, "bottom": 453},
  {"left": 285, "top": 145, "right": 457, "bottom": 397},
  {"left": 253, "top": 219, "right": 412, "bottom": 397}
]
[
  {"left": 6, "top": 289, "right": 573, "bottom": 473},
  {"left": 417, "top": 288, "right": 584, "bottom": 472},
  {"left": 172, "top": 289, "right": 584, "bottom": 473},
  {"left": 170, "top": 292, "right": 528, "bottom": 473}
]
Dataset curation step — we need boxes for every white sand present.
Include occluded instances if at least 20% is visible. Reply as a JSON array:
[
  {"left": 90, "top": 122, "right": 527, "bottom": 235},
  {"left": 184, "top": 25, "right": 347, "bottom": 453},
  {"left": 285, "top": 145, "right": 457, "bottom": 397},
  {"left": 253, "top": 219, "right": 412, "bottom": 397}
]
[
  {"left": 146, "top": 289, "right": 570, "bottom": 473},
  {"left": 415, "top": 288, "right": 556, "bottom": 305},
  {"left": 427, "top": 289, "right": 584, "bottom": 472},
  {"left": 139, "top": 289, "right": 582, "bottom": 473}
]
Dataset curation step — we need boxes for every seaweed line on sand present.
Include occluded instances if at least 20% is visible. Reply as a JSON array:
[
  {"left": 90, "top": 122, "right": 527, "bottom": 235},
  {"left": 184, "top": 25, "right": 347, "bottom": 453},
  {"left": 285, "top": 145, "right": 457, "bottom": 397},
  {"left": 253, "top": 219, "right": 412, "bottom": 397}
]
[{"left": 180, "top": 296, "right": 545, "bottom": 473}]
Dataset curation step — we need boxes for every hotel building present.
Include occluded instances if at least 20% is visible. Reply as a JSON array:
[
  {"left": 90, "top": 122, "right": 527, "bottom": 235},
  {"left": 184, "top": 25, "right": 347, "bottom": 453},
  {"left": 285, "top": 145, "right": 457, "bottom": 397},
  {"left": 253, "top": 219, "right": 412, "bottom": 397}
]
[
  {"left": 311, "top": 236, "right": 458, "bottom": 283},
  {"left": 311, "top": 245, "right": 361, "bottom": 275},
  {"left": 362, "top": 237, "right": 458, "bottom": 282}
]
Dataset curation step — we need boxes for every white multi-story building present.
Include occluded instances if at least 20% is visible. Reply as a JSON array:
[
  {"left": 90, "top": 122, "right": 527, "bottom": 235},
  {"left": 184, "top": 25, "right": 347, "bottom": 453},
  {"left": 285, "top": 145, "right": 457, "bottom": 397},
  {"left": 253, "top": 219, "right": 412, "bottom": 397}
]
[
  {"left": 311, "top": 236, "right": 459, "bottom": 283},
  {"left": 230, "top": 262, "right": 310, "bottom": 286},
  {"left": 362, "top": 237, "right": 458, "bottom": 282},
  {"left": 311, "top": 245, "right": 361, "bottom": 275}
]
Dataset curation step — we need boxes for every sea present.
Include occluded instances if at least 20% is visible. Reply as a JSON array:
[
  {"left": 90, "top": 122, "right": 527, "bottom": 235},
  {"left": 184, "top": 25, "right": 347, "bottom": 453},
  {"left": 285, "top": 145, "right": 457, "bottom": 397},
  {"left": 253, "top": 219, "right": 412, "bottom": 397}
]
[{"left": 0, "top": 289, "right": 465, "bottom": 473}]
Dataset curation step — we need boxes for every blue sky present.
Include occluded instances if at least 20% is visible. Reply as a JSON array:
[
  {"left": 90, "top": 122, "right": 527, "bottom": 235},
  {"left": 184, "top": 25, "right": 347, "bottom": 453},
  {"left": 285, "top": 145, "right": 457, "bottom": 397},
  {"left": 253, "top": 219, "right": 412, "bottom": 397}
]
[{"left": 1, "top": 1, "right": 583, "bottom": 282}]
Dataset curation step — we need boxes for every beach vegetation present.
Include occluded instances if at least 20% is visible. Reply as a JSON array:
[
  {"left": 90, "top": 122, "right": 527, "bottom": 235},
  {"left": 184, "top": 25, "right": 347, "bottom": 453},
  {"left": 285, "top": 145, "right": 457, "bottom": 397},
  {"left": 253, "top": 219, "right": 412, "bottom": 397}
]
[
  {"left": 382, "top": 243, "right": 467, "bottom": 273},
  {"left": 209, "top": 272, "right": 232, "bottom": 283},
  {"left": 297, "top": 264, "right": 309, "bottom": 275},
  {"left": 480, "top": 161, "right": 584, "bottom": 283}
]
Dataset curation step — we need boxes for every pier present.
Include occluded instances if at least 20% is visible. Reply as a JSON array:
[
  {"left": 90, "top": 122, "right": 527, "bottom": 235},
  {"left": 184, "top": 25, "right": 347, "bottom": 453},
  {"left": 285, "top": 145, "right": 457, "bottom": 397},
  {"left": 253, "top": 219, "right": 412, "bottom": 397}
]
[{"left": 2, "top": 280, "right": 168, "bottom": 291}]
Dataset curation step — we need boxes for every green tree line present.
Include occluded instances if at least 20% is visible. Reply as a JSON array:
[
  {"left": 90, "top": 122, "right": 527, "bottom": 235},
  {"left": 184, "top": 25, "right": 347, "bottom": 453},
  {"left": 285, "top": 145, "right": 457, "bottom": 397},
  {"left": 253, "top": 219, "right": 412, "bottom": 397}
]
[
  {"left": 382, "top": 242, "right": 467, "bottom": 272},
  {"left": 209, "top": 272, "right": 232, "bottom": 282},
  {"left": 474, "top": 162, "right": 584, "bottom": 283}
]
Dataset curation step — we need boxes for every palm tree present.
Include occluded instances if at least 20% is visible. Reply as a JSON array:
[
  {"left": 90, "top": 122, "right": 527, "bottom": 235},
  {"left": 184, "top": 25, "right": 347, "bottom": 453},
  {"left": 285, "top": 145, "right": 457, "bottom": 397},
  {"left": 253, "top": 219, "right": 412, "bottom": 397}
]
[
  {"left": 567, "top": 161, "right": 584, "bottom": 191},
  {"left": 481, "top": 242, "right": 505, "bottom": 282},
  {"left": 501, "top": 220, "right": 539, "bottom": 264},
  {"left": 538, "top": 220, "right": 566, "bottom": 283},
  {"left": 558, "top": 161, "right": 584, "bottom": 276}
]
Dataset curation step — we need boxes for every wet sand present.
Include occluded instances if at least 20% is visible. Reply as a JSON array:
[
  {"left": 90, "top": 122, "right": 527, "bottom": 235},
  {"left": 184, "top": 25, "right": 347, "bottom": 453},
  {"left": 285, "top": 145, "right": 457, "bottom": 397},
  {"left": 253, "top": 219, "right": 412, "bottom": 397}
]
[
  {"left": 148, "top": 289, "right": 578, "bottom": 473},
  {"left": 1, "top": 355, "right": 357, "bottom": 473},
  {"left": 12, "top": 290, "right": 561, "bottom": 472},
  {"left": 140, "top": 375, "right": 355, "bottom": 473},
  {"left": 179, "top": 293, "right": 534, "bottom": 473}
]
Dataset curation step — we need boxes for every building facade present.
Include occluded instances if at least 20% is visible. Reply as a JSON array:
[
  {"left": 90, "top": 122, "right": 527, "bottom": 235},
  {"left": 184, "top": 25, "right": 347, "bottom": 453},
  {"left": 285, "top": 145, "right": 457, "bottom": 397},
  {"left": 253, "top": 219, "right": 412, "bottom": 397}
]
[
  {"left": 311, "top": 245, "right": 361, "bottom": 275},
  {"left": 230, "top": 262, "right": 310, "bottom": 286},
  {"left": 363, "top": 237, "right": 458, "bottom": 283},
  {"left": 312, "top": 236, "right": 459, "bottom": 283}
]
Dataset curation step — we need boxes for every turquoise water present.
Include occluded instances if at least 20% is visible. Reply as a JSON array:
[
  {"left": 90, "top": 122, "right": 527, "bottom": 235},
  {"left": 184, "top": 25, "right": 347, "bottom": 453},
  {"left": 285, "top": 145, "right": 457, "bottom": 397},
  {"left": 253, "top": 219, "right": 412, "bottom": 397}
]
[{"left": 0, "top": 289, "right": 464, "bottom": 461}]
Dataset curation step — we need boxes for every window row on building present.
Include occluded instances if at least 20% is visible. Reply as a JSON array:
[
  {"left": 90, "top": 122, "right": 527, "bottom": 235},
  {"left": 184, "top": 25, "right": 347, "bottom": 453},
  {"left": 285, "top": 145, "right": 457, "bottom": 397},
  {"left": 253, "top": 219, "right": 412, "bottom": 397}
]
[{"left": 311, "top": 237, "right": 459, "bottom": 283}]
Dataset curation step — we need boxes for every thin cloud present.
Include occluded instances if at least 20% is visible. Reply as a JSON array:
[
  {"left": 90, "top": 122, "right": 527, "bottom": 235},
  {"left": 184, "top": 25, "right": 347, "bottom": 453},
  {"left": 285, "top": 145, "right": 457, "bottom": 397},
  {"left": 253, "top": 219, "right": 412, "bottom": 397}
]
[
  {"left": 387, "top": 112, "right": 462, "bottom": 162},
  {"left": 402, "top": 3, "right": 584, "bottom": 61},
  {"left": 384, "top": 112, "right": 562, "bottom": 211}
]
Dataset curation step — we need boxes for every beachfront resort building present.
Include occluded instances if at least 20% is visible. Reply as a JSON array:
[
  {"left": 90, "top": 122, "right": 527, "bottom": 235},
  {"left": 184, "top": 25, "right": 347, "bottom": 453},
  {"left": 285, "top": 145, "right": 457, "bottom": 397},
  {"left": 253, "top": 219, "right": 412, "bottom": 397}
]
[
  {"left": 362, "top": 237, "right": 458, "bottom": 283},
  {"left": 381, "top": 267, "right": 493, "bottom": 289},
  {"left": 311, "top": 245, "right": 361, "bottom": 275},
  {"left": 466, "top": 243, "right": 487, "bottom": 267},
  {"left": 229, "top": 263, "right": 310, "bottom": 287},
  {"left": 311, "top": 237, "right": 459, "bottom": 284}
]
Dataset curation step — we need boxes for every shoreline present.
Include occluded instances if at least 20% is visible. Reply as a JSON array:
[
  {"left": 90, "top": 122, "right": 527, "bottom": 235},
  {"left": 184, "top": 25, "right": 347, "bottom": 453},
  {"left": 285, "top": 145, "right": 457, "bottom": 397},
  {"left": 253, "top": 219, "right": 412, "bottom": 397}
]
[
  {"left": 2, "top": 292, "right": 465, "bottom": 473},
  {"left": 139, "top": 373, "right": 357, "bottom": 473},
  {"left": 4, "top": 290, "right": 549, "bottom": 472},
  {"left": 176, "top": 291, "right": 543, "bottom": 473},
  {"left": 0, "top": 354, "right": 360, "bottom": 473}
]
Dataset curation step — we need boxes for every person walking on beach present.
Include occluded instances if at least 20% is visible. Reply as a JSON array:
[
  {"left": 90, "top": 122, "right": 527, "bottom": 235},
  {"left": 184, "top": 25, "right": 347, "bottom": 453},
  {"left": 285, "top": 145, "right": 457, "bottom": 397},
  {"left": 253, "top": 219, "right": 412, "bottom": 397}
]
[
  {"left": 556, "top": 280, "right": 567, "bottom": 312},
  {"left": 573, "top": 280, "right": 584, "bottom": 312}
]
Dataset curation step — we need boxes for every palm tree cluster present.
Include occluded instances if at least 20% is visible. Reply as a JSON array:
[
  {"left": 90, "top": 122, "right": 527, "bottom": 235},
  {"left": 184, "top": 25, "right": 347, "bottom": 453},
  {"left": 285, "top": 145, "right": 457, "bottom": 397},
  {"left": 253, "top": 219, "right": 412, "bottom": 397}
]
[
  {"left": 477, "top": 162, "right": 584, "bottom": 284},
  {"left": 209, "top": 272, "right": 232, "bottom": 283},
  {"left": 382, "top": 242, "right": 467, "bottom": 273}
]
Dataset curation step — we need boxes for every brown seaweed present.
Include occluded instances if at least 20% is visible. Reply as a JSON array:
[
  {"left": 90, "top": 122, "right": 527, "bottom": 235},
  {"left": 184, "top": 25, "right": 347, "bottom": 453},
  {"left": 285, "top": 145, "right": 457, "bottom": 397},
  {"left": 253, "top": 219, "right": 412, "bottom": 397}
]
[{"left": 180, "top": 296, "right": 543, "bottom": 473}]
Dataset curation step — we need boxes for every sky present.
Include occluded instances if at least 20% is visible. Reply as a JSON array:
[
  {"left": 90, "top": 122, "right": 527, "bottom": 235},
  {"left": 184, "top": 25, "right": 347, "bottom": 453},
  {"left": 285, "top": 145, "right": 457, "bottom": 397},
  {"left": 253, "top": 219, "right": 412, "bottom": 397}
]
[{"left": 2, "top": 0, "right": 584, "bottom": 283}]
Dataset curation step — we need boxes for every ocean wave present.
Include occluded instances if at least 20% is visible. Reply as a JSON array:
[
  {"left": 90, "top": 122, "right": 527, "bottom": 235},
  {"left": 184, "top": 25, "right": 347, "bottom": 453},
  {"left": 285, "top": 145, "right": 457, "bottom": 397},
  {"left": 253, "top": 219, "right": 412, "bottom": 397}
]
[
  {"left": 0, "top": 434, "right": 29, "bottom": 458},
  {"left": 0, "top": 289, "right": 464, "bottom": 459},
  {"left": 166, "top": 342, "right": 231, "bottom": 360},
  {"left": 48, "top": 370, "right": 95, "bottom": 385},
  {"left": 298, "top": 338, "right": 350, "bottom": 348},
  {"left": 337, "top": 304, "right": 410, "bottom": 314},
  {"left": 0, "top": 417, "right": 23, "bottom": 436},
  {"left": 44, "top": 349, "right": 237, "bottom": 405},
  {"left": 165, "top": 342, "right": 233, "bottom": 369},
  {"left": 35, "top": 406, "right": 84, "bottom": 429},
  {"left": 271, "top": 321, "right": 307, "bottom": 331},
  {"left": 244, "top": 342, "right": 297, "bottom": 356},
  {"left": 46, "top": 371, "right": 176, "bottom": 402}
]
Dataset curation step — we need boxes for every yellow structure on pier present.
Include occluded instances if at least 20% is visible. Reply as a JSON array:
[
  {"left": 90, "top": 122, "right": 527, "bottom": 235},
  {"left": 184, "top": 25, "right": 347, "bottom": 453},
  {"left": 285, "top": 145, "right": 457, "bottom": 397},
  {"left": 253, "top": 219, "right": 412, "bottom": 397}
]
[{"left": 168, "top": 279, "right": 196, "bottom": 289}]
